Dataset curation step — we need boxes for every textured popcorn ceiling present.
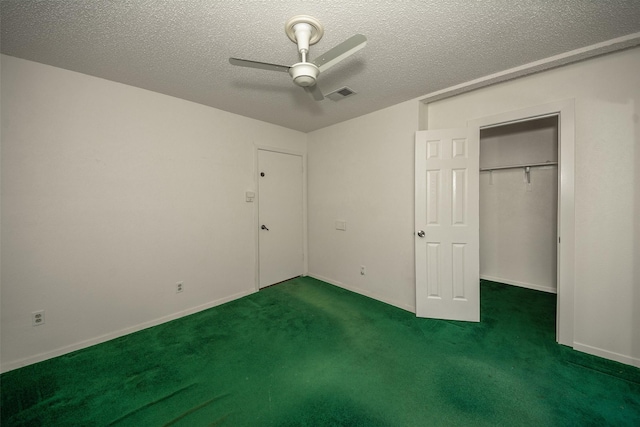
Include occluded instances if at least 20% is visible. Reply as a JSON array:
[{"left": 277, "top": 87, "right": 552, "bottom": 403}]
[{"left": 2, "top": 0, "right": 640, "bottom": 132}]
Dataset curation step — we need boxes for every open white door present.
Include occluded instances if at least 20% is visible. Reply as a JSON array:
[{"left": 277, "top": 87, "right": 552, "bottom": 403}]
[{"left": 415, "top": 129, "right": 480, "bottom": 321}]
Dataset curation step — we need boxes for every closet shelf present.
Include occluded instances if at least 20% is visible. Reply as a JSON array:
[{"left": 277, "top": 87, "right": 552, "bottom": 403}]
[{"left": 480, "top": 161, "right": 557, "bottom": 172}]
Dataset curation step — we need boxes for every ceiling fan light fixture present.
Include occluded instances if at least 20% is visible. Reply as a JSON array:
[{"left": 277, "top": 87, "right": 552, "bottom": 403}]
[{"left": 289, "top": 62, "right": 319, "bottom": 87}]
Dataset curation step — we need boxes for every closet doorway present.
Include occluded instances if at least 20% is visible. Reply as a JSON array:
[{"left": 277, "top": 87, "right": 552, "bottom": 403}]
[
  {"left": 468, "top": 99, "right": 575, "bottom": 347},
  {"left": 479, "top": 116, "right": 558, "bottom": 294},
  {"left": 414, "top": 100, "right": 575, "bottom": 346}
]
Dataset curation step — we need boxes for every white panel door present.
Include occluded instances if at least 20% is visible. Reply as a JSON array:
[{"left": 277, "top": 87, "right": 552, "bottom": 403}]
[
  {"left": 258, "top": 150, "right": 304, "bottom": 288},
  {"left": 415, "top": 129, "right": 480, "bottom": 321}
]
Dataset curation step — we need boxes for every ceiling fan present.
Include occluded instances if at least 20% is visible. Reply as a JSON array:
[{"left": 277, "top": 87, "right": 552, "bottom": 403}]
[{"left": 229, "top": 15, "right": 367, "bottom": 101}]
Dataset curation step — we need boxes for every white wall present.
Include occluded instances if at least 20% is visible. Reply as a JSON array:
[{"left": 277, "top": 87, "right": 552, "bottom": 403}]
[
  {"left": 426, "top": 47, "right": 640, "bottom": 366},
  {"left": 3, "top": 47, "right": 638, "bottom": 370},
  {"left": 307, "top": 100, "right": 420, "bottom": 311},
  {"left": 480, "top": 118, "right": 558, "bottom": 293},
  {"left": 0, "top": 55, "right": 307, "bottom": 371}
]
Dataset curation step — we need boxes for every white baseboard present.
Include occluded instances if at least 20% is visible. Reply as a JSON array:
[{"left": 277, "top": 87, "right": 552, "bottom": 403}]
[
  {"left": 0, "top": 289, "right": 256, "bottom": 373},
  {"left": 480, "top": 275, "right": 557, "bottom": 294},
  {"left": 573, "top": 341, "right": 640, "bottom": 368},
  {"left": 308, "top": 273, "right": 416, "bottom": 313}
]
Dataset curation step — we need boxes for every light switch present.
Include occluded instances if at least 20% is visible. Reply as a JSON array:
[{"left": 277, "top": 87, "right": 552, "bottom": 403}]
[
  {"left": 335, "top": 220, "right": 347, "bottom": 231},
  {"left": 246, "top": 191, "right": 255, "bottom": 202}
]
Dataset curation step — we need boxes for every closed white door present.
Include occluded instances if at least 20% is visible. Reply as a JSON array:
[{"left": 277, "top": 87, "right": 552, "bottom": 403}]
[
  {"left": 258, "top": 150, "right": 304, "bottom": 288},
  {"left": 415, "top": 129, "right": 480, "bottom": 321}
]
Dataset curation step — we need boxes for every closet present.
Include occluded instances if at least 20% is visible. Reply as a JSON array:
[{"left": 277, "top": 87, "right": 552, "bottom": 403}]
[{"left": 479, "top": 116, "right": 558, "bottom": 293}]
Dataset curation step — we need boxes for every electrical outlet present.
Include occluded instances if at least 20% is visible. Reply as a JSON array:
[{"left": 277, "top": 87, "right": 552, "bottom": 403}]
[
  {"left": 360, "top": 265, "right": 366, "bottom": 276},
  {"left": 176, "top": 282, "right": 184, "bottom": 293},
  {"left": 32, "top": 310, "right": 45, "bottom": 326}
]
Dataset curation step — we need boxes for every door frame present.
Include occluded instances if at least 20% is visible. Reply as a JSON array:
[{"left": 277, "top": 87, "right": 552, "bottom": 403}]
[
  {"left": 254, "top": 145, "right": 308, "bottom": 291},
  {"left": 467, "top": 99, "right": 575, "bottom": 347}
]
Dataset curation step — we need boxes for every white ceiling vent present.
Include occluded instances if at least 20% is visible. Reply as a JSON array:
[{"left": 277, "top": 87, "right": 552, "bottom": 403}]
[{"left": 326, "top": 87, "right": 357, "bottom": 101}]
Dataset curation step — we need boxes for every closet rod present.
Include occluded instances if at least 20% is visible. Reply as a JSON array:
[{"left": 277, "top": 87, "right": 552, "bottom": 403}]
[{"left": 480, "top": 161, "right": 557, "bottom": 172}]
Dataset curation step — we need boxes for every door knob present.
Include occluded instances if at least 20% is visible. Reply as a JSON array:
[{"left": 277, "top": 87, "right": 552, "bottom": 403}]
[
  {"left": 417, "top": 230, "right": 425, "bottom": 238},
  {"left": 261, "top": 225, "right": 269, "bottom": 231}
]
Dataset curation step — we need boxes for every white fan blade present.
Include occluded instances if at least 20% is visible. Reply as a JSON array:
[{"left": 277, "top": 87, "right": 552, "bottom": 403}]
[
  {"left": 229, "top": 58, "right": 290, "bottom": 73},
  {"left": 312, "top": 34, "right": 367, "bottom": 73},
  {"left": 304, "top": 84, "right": 324, "bottom": 101}
]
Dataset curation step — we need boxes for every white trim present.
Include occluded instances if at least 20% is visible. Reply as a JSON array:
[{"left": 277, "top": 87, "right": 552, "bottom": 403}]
[
  {"left": 0, "top": 289, "right": 256, "bottom": 373},
  {"left": 419, "top": 33, "right": 640, "bottom": 104},
  {"left": 467, "top": 99, "right": 575, "bottom": 347},
  {"left": 480, "top": 275, "right": 557, "bottom": 294},
  {"left": 308, "top": 273, "right": 416, "bottom": 313},
  {"left": 573, "top": 342, "right": 640, "bottom": 368},
  {"left": 254, "top": 145, "right": 308, "bottom": 292}
]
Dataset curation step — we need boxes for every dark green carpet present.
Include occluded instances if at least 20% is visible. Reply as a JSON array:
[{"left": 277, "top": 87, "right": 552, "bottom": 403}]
[{"left": 2, "top": 277, "right": 639, "bottom": 426}]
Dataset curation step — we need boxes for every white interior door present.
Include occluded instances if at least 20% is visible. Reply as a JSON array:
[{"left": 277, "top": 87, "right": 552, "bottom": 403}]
[
  {"left": 258, "top": 150, "right": 304, "bottom": 288},
  {"left": 415, "top": 129, "right": 480, "bottom": 321}
]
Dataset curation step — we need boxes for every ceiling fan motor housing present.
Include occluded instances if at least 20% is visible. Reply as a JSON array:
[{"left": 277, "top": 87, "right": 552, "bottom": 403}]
[{"left": 289, "top": 62, "right": 319, "bottom": 87}]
